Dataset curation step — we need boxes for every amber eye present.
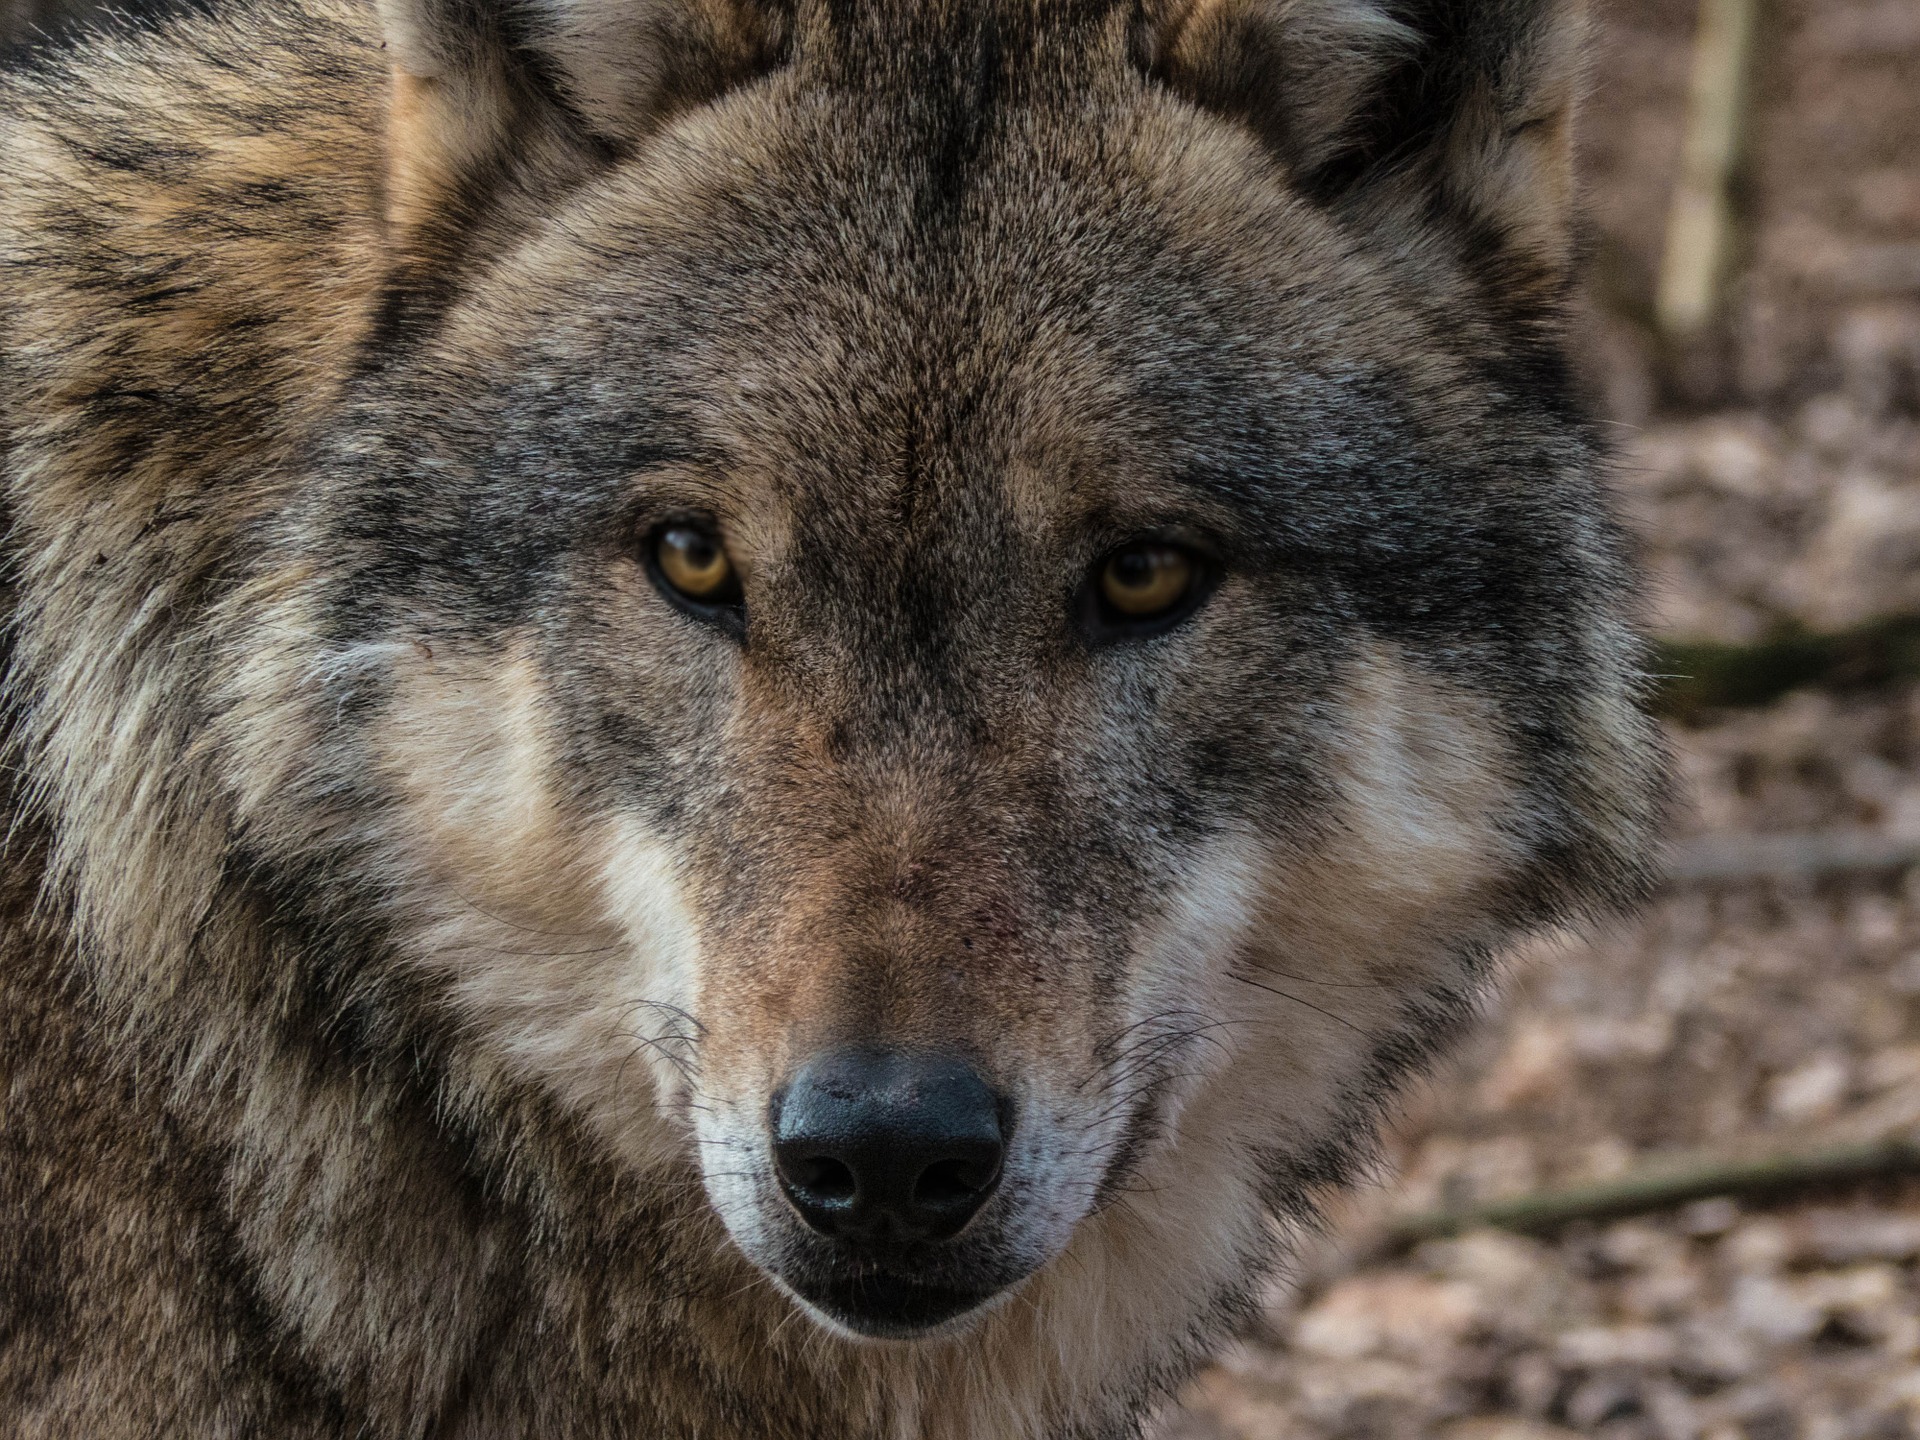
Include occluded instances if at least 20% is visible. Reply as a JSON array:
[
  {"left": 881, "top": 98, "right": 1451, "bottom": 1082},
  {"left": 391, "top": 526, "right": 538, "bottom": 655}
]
[
  {"left": 652, "top": 524, "right": 741, "bottom": 604},
  {"left": 1099, "top": 544, "right": 1195, "bottom": 618},
  {"left": 1078, "top": 539, "right": 1215, "bottom": 644}
]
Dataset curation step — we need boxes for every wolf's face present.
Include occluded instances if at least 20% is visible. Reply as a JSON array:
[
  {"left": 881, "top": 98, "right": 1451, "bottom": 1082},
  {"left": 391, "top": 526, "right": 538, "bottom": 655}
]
[{"left": 182, "top": 0, "right": 1661, "bottom": 1345}]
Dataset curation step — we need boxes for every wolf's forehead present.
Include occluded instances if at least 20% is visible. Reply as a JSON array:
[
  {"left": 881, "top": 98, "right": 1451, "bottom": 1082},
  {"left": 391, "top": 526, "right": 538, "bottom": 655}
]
[
  {"left": 600, "top": 190, "right": 1364, "bottom": 519},
  {"left": 467, "top": 59, "right": 1471, "bottom": 559},
  {"left": 676, "top": 308, "right": 1225, "bottom": 553}
]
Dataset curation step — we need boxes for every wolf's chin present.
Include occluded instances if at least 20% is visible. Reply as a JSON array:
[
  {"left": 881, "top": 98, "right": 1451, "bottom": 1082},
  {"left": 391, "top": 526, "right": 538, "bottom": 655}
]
[{"left": 776, "top": 1268, "right": 1022, "bottom": 1343}]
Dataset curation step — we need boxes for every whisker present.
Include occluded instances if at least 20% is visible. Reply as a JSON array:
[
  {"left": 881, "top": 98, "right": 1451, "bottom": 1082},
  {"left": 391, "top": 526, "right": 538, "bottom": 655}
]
[
  {"left": 1230, "top": 972, "right": 1364, "bottom": 1033},
  {"left": 1246, "top": 959, "right": 1389, "bottom": 991}
]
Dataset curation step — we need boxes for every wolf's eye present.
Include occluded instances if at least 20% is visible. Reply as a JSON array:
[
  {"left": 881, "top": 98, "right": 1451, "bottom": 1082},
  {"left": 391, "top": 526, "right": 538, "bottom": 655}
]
[
  {"left": 1100, "top": 545, "right": 1193, "bottom": 617},
  {"left": 654, "top": 526, "right": 739, "bottom": 600},
  {"left": 1080, "top": 540, "right": 1213, "bottom": 643},
  {"left": 648, "top": 523, "right": 744, "bottom": 631}
]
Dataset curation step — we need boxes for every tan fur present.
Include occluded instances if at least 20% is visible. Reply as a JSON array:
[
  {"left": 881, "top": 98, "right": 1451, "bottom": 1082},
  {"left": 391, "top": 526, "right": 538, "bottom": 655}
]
[{"left": 1, "top": 0, "right": 1664, "bottom": 1432}]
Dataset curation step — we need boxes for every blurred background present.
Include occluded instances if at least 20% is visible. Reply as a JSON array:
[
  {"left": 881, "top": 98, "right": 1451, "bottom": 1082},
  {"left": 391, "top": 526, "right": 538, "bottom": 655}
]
[{"left": 7, "top": 0, "right": 1920, "bottom": 1435}]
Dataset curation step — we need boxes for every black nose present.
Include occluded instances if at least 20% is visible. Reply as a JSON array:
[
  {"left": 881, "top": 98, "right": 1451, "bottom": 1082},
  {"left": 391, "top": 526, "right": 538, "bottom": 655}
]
[{"left": 771, "top": 1050, "right": 1006, "bottom": 1245}]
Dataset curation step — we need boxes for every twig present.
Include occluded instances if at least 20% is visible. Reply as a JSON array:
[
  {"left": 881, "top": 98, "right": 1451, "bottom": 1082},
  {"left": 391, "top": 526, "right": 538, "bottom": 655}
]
[
  {"left": 1381, "top": 1137, "right": 1920, "bottom": 1249},
  {"left": 1652, "top": 615, "right": 1920, "bottom": 721},
  {"left": 1666, "top": 830, "right": 1920, "bottom": 884},
  {"left": 1655, "top": 0, "right": 1761, "bottom": 338}
]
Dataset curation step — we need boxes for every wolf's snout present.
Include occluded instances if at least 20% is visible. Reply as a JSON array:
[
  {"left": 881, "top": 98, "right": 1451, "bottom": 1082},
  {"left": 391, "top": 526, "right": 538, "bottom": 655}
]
[{"left": 771, "top": 1050, "right": 1005, "bottom": 1245}]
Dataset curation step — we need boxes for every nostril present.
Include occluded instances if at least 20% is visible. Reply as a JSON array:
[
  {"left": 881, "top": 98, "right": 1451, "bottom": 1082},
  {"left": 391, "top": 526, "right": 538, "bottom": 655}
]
[
  {"left": 796, "top": 1155, "right": 857, "bottom": 1203},
  {"left": 912, "top": 1157, "right": 993, "bottom": 1209}
]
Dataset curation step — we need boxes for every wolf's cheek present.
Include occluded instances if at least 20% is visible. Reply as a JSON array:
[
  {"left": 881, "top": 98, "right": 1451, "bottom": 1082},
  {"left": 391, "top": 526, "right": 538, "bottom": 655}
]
[
  {"left": 371, "top": 634, "right": 707, "bottom": 1170},
  {"left": 373, "top": 633, "right": 588, "bottom": 918},
  {"left": 1273, "top": 640, "right": 1527, "bottom": 954},
  {"left": 1135, "top": 644, "right": 1530, "bottom": 1192}
]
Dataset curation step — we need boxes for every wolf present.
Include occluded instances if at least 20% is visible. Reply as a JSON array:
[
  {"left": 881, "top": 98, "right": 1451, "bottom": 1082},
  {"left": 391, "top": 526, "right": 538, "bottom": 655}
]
[{"left": 0, "top": 0, "right": 1664, "bottom": 1433}]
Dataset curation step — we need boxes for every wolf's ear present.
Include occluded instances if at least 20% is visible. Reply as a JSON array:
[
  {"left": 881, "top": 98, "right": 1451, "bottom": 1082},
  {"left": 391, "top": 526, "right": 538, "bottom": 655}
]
[
  {"left": 1142, "top": 0, "right": 1587, "bottom": 283},
  {"left": 377, "top": 0, "right": 783, "bottom": 233}
]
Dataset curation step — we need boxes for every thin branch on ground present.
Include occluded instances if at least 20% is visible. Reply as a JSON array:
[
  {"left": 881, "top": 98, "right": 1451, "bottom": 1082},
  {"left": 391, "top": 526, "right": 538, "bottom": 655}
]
[
  {"left": 1666, "top": 830, "right": 1920, "bottom": 884},
  {"left": 1653, "top": 615, "right": 1920, "bottom": 720},
  {"left": 1379, "top": 1136, "right": 1920, "bottom": 1250}
]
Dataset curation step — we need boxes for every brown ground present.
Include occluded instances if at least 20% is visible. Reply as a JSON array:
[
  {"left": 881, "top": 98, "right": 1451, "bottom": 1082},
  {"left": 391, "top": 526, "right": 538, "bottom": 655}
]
[{"left": 1157, "top": 1, "right": 1920, "bottom": 1437}]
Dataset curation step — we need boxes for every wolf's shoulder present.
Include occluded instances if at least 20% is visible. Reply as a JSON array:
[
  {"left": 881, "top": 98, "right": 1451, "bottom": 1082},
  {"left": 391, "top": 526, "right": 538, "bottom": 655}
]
[{"left": 0, "top": 834, "right": 337, "bottom": 1433}]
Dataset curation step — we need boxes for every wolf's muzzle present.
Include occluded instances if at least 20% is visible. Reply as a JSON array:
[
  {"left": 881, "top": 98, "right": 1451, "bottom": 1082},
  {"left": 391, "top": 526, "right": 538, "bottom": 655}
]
[{"left": 771, "top": 1049, "right": 1006, "bottom": 1247}]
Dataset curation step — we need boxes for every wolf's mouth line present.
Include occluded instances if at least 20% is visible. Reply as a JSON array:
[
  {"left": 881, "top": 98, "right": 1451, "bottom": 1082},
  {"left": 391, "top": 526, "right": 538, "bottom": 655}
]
[{"left": 778, "top": 1269, "right": 1018, "bottom": 1343}]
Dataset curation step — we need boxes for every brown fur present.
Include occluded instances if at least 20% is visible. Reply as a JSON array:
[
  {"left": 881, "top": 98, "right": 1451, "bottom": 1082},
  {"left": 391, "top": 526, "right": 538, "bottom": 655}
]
[{"left": 1, "top": 0, "right": 1664, "bottom": 1433}]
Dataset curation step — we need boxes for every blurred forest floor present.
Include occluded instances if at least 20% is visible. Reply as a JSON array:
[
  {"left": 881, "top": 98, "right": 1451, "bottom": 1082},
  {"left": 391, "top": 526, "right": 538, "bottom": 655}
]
[{"left": 1159, "top": 0, "right": 1920, "bottom": 1437}]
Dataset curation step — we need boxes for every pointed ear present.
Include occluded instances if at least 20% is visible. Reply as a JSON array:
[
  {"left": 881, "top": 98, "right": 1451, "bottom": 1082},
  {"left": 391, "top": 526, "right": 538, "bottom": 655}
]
[
  {"left": 377, "top": 0, "right": 784, "bottom": 237},
  {"left": 1143, "top": 0, "right": 1588, "bottom": 286}
]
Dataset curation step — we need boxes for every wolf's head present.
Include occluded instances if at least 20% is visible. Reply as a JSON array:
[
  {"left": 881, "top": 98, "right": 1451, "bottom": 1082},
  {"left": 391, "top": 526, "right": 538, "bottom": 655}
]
[{"left": 21, "top": 0, "right": 1660, "bottom": 1350}]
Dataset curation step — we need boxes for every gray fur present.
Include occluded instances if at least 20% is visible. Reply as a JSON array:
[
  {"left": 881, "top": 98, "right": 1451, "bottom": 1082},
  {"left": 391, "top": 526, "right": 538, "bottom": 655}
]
[{"left": 0, "top": 0, "right": 1665, "bottom": 1433}]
